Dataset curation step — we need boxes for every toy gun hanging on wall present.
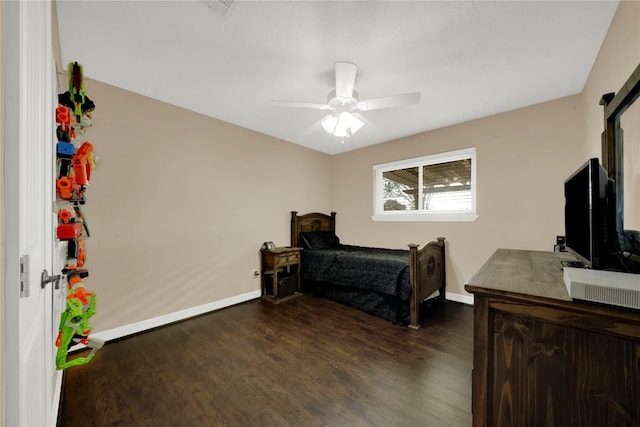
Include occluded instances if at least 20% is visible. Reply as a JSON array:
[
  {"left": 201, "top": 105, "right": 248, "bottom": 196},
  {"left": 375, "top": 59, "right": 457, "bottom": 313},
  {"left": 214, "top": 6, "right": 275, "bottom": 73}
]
[
  {"left": 56, "top": 141, "right": 94, "bottom": 202},
  {"left": 58, "top": 62, "right": 95, "bottom": 131},
  {"left": 72, "top": 141, "right": 93, "bottom": 186},
  {"left": 55, "top": 271, "right": 104, "bottom": 369},
  {"left": 55, "top": 296, "right": 104, "bottom": 369},
  {"left": 69, "top": 61, "right": 86, "bottom": 123},
  {"left": 54, "top": 60, "right": 103, "bottom": 370},
  {"left": 56, "top": 104, "right": 73, "bottom": 143},
  {"left": 58, "top": 207, "right": 86, "bottom": 270},
  {"left": 55, "top": 201, "right": 90, "bottom": 271},
  {"left": 55, "top": 202, "right": 88, "bottom": 238}
]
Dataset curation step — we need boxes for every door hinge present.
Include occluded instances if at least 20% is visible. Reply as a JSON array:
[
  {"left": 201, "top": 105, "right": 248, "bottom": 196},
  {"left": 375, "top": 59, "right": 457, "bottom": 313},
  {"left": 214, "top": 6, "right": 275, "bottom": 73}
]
[{"left": 20, "top": 255, "right": 30, "bottom": 298}]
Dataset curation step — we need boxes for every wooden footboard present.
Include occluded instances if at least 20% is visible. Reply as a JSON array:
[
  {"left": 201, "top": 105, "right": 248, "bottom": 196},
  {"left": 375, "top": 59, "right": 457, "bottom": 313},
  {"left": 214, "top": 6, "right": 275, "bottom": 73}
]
[{"left": 408, "top": 237, "right": 446, "bottom": 329}]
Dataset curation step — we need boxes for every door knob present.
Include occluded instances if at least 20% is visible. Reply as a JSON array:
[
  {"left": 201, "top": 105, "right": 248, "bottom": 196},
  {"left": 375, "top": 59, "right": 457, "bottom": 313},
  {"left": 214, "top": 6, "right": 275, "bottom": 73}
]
[{"left": 41, "top": 270, "right": 61, "bottom": 290}]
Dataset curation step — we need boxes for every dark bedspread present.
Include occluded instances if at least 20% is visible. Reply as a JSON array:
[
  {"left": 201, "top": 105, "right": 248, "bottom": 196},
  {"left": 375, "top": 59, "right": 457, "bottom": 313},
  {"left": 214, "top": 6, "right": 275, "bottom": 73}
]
[{"left": 301, "top": 244, "right": 412, "bottom": 300}]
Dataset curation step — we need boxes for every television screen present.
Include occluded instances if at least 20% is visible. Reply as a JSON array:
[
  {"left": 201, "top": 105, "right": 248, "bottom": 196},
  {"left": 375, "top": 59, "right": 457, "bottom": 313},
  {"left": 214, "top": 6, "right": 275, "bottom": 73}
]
[{"left": 564, "top": 158, "right": 614, "bottom": 270}]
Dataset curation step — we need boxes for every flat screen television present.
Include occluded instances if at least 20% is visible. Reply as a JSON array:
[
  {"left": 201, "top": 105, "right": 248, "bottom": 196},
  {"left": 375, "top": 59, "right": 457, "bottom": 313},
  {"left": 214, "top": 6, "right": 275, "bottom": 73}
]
[{"left": 564, "top": 158, "right": 616, "bottom": 270}]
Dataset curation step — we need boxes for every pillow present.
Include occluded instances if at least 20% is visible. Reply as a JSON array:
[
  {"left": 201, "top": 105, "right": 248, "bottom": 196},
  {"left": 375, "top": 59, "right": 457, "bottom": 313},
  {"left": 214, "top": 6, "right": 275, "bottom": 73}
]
[{"left": 300, "top": 231, "right": 340, "bottom": 250}]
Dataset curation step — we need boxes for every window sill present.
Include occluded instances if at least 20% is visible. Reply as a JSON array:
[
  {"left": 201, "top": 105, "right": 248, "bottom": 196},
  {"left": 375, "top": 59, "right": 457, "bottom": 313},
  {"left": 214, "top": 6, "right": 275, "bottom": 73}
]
[{"left": 371, "top": 212, "right": 479, "bottom": 222}]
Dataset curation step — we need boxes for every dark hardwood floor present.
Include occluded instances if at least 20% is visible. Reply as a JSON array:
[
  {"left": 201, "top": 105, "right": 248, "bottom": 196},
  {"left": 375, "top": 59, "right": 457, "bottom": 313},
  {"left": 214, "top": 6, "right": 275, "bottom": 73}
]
[{"left": 59, "top": 295, "right": 474, "bottom": 427}]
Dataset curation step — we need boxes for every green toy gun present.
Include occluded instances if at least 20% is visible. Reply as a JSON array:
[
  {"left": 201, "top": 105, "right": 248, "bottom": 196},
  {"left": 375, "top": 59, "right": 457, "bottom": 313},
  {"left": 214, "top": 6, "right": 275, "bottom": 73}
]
[
  {"left": 69, "top": 61, "right": 85, "bottom": 122},
  {"left": 55, "top": 278, "right": 104, "bottom": 370}
]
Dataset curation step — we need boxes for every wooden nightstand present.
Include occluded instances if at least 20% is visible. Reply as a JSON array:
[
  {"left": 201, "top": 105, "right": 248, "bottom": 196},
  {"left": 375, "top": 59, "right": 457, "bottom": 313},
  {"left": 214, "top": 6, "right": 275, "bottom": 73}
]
[{"left": 260, "top": 247, "right": 303, "bottom": 304}]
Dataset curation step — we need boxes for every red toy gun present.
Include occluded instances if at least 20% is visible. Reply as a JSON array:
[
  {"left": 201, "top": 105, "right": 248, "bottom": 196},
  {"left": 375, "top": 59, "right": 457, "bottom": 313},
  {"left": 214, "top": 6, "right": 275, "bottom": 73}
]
[{"left": 57, "top": 223, "right": 83, "bottom": 240}]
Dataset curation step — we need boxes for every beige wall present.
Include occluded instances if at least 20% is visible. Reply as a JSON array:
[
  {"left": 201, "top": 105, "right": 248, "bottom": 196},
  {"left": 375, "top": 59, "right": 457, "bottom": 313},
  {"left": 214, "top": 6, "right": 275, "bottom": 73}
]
[
  {"left": 84, "top": 79, "right": 332, "bottom": 332},
  {"left": 582, "top": 0, "right": 640, "bottom": 159},
  {"left": 60, "top": 0, "right": 640, "bottom": 333},
  {"left": 331, "top": 95, "right": 584, "bottom": 297},
  {"left": 330, "top": 0, "right": 640, "bottom": 299},
  {"left": 581, "top": 0, "right": 640, "bottom": 232}
]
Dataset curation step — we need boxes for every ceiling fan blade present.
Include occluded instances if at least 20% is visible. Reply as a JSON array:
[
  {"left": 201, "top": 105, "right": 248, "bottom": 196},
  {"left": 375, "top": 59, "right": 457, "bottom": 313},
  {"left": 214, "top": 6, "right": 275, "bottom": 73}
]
[
  {"left": 353, "top": 112, "right": 377, "bottom": 132},
  {"left": 270, "top": 100, "right": 330, "bottom": 110},
  {"left": 335, "top": 62, "right": 358, "bottom": 99},
  {"left": 304, "top": 114, "right": 333, "bottom": 135},
  {"left": 357, "top": 92, "right": 421, "bottom": 111}
]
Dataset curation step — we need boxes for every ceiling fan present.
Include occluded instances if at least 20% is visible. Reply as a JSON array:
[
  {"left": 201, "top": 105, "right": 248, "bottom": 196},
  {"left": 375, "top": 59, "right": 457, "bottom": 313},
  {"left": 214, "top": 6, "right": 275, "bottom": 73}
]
[{"left": 271, "top": 62, "right": 421, "bottom": 141}]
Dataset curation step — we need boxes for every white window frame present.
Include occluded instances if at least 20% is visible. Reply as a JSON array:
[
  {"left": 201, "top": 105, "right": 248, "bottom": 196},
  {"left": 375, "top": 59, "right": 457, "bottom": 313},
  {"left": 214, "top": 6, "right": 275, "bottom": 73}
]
[{"left": 372, "top": 147, "right": 478, "bottom": 222}]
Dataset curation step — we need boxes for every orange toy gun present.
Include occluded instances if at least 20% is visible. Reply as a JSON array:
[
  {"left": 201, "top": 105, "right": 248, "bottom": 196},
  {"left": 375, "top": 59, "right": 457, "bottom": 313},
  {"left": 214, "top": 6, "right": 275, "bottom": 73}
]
[
  {"left": 55, "top": 200, "right": 89, "bottom": 235},
  {"left": 56, "top": 105, "right": 71, "bottom": 142},
  {"left": 72, "top": 141, "right": 93, "bottom": 186},
  {"left": 66, "top": 269, "right": 89, "bottom": 287},
  {"left": 57, "top": 208, "right": 73, "bottom": 224},
  {"left": 56, "top": 176, "right": 85, "bottom": 202},
  {"left": 56, "top": 105, "right": 75, "bottom": 176},
  {"left": 54, "top": 201, "right": 90, "bottom": 270},
  {"left": 57, "top": 176, "right": 79, "bottom": 200}
]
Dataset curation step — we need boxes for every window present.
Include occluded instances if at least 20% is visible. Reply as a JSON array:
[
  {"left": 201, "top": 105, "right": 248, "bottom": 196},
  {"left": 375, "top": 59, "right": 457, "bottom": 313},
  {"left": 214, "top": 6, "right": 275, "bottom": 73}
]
[{"left": 372, "top": 148, "right": 478, "bottom": 222}]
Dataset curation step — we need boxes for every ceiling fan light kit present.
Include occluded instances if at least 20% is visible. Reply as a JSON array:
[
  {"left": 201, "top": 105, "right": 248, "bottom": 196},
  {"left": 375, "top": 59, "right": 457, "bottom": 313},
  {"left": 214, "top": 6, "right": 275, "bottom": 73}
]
[
  {"left": 321, "top": 112, "right": 364, "bottom": 138},
  {"left": 271, "top": 62, "right": 420, "bottom": 142}
]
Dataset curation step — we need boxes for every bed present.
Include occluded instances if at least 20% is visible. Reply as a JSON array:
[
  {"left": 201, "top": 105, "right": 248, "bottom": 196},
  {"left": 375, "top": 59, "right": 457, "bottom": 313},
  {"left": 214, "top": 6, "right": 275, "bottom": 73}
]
[{"left": 290, "top": 211, "right": 446, "bottom": 329}]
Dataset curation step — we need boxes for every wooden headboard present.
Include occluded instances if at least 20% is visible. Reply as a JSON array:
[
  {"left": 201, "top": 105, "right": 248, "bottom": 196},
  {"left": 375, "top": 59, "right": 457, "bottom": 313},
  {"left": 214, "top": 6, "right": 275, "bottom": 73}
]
[{"left": 290, "top": 211, "right": 336, "bottom": 247}]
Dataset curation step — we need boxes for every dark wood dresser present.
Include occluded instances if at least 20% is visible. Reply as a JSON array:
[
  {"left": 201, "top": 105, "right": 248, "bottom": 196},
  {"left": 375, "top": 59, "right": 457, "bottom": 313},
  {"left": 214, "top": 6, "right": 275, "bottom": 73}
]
[{"left": 465, "top": 249, "right": 640, "bottom": 427}]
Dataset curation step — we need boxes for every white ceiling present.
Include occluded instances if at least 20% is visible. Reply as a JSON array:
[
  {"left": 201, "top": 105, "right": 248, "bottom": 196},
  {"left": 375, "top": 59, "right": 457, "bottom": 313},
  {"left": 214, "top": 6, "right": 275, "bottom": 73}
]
[{"left": 56, "top": 0, "right": 619, "bottom": 155}]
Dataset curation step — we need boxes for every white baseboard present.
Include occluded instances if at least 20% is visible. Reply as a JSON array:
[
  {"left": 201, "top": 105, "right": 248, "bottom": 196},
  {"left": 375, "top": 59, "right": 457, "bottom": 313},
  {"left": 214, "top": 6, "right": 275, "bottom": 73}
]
[
  {"left": 91, "top": 290, "right": 261, "bottom": 343},
  {"left": 89, "top": 289, "right": 472, "bottom": 344},
  {"left": 446, "top": 291, "right": 474, "bottom": 305}
]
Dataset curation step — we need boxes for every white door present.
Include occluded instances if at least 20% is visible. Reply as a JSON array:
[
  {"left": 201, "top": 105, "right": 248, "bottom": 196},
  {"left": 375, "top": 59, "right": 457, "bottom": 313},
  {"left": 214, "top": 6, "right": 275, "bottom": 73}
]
[{"left": 4, "top": 1, "right": 62, "bottom": 426}]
